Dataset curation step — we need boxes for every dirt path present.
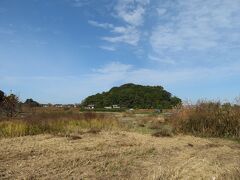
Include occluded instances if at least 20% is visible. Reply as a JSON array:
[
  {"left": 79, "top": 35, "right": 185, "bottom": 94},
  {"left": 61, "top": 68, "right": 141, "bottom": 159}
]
[{"left": 0, "top": 132, "right": 239, "bottom": 180}]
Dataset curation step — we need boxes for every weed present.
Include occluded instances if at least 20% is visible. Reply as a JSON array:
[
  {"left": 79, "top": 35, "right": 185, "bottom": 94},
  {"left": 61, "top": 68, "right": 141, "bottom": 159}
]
[
  {"left": 168, "top": 101, "right": 240, "bottom": 139},
  {"left": 0, "top": 112, "right": 121, "bottom": 138}
]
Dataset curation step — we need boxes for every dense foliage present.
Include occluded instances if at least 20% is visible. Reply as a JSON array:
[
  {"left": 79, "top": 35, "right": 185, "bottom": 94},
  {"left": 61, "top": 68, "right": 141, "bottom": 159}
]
[
  {"left": 24, "top": 98, "right": 40, "bottom": 107},
  {"left": 82, "top": 83, "right": 181, "bottom": 109}
]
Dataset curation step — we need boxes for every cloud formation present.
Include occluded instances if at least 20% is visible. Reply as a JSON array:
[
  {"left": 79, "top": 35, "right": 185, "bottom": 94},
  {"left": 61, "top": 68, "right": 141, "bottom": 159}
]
[
  {"left": 90, "top": 61, "right": 240, "bottom": 86},
  {"left": 88, "top": 0, "right": 150, "bottom": 46},
  {"left": 88, "top": 20, "right": 113, "bottom": 29},
  {"left": 150, "top": 0, "right": 240, "bottom": 52},
  {"left": 99, "top": 45, "right": 116, "bottom": 51},
  {"left": 87, "top": 0, "right": 240, "bottom": 66},
  {"left": 115, "top": 0, "right": 149, "bottom": 26}
]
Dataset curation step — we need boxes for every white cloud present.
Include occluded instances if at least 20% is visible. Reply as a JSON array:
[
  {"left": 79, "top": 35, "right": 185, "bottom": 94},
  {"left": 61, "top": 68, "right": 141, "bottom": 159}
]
[
  {"left": 150, "top": 0, "right": 240, "bottom": 52},
  {"left": 88, "top": 20, "right": 114, "bottom": 29},
  {"left": 87, "top": 0, "right": 150, "bottom": 46},
  {"left": 148, "top": 55, "right": 176, "bottom": 65},
  {"left": 102, "top": 26, "right": 140, "bottom": 45},
  {"left": 106, "top": 0, "right": 149, "bottom": 45},
  {"left": 89, "top": 61, "right": 240, "bottom": 86},
  {"left": 99, "top": 45, "right": 116, "bottom": 51},
  {"left": 157, "top": 8, "right": 167, "bottom": 16},
  {"left": 93, "top": 61, "right": 132, "bottom": 74},
  {"left": 115, "top": 0, "right": 149, "bottom": 26},
  {"left": 111, "top": 26, "right": 128, "bottom": 33},
  {"left": 88, "top": 20, "right": 141, "bottom": 45}
]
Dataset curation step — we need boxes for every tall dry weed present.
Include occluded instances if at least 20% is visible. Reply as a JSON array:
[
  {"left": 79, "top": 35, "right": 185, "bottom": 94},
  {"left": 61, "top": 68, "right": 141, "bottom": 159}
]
[
  {"left": 0, "top": 112, "right": 121, "bottom": 137},
  {"left": 168, "top": 101, "right": 240, "bottom": 139}
]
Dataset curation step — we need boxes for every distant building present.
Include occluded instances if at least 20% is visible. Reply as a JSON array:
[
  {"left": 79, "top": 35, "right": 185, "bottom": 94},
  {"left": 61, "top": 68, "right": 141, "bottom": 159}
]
[
  {"left": 104, "top": 106, "right": 112, "bottom": 109},
  {"left": 63, "top": 104, "right": 75, "bottom": 108},
  {"left": 112, "top": 105, "right": 120, "bottom": 109},
  {"left": 42, "top": 104, "right": 49, "bottom": 108},
  {"left": 85, "top": 104, "right": 95, "bottom": 110},
  {"left": 42, "top": 104, "right": 52, "bottom": 107}
]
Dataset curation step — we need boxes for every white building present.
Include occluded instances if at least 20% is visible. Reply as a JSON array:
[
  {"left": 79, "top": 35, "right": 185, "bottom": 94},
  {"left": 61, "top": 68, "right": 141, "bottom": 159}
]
[
  {"left": 85, "top": 104, "right": 95, "bottom": 110},
  {"left": 112, "top": 105, "right": 120, "bottom": 109}
]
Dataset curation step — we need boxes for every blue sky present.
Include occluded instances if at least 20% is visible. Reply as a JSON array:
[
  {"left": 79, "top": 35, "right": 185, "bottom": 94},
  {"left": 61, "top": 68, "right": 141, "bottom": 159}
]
[{"left": 0, "top": 0, "right": 240, "bottom": 104}]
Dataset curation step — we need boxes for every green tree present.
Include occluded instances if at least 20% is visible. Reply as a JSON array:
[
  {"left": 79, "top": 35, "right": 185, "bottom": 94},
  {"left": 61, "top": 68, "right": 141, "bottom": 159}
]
[
  {"left": 82, "top": 83, "right": 182, "bottom": 109},
  {"left": 24, "top": 98, "right": 40, "bottom": 107}
]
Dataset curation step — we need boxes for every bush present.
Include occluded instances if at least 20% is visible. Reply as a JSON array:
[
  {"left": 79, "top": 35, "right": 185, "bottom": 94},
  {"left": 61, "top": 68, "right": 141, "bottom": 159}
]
[
  {"left": 168, "top": 101, "right": 240, "bottom": 139},
  {"left": 1, "top": 94, "right": 20, "bottom": 117}
]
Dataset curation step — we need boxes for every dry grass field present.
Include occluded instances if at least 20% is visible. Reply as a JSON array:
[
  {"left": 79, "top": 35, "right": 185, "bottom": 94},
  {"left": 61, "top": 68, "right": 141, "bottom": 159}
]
[
  {"left": 0, "top": 105, "right": 239, "bottom": 180},
  {"left": 0, "top": 131, "right": 239, "bottom": 180}
]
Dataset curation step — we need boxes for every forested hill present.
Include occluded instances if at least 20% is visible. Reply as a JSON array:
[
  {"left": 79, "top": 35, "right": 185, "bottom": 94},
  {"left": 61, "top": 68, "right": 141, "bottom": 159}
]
[{"left": 82, "top": 83, "right": 182, "bottom": 109}]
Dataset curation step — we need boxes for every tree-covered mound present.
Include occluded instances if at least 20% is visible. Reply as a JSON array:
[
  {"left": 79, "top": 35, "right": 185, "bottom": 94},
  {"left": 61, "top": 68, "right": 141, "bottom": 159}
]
[
  {"left": 24, "top": 99, "right": 40, "bottom": 107},
  {"left": 82, "top": 83, "right": 181, "bottom": 109}
]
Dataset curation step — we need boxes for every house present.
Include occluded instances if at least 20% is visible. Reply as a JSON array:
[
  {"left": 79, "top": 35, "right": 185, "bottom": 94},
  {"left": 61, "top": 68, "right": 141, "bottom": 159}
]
[
  {"left": 42, "top": 104, "right": 49, "bottom": 108},
  {"left": 63, "top": 104, "right": 75, "bottom": 108},
  {"left": 104, "top": 106, "right": 112, "bottom": 109},
  {"left": 112, "top": 105, "right": 120, "bottom": 109},
  {"left": 85, "top": 104, "right": 95, "bottom": 110},
  {"left": 54, "top": 104, "right": 63, "bottom": 108},
  {"left": 41, "top": 104, "right": 52, "bottom": 107}
]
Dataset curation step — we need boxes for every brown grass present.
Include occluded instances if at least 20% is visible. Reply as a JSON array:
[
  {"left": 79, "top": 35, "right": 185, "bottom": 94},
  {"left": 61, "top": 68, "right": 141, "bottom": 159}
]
[
  {"left": 0, "top": 109, "right": 240, "bottom": 179},
  {"left": 152, "top": 124, "right": 174, "bottom": 137},
  {"left": 168, "top": 101, "right": 240, "bottom": 139},
  {"left": 0, "top": 132, "right": 239, "bottom": 179},
  {"left": 0, "top": 112, "right": 122, "bottom": 137}
]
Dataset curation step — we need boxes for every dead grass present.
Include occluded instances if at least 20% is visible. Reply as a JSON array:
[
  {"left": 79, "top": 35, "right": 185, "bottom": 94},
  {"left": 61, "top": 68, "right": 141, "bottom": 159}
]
[
  {"left": 0, "top": 112, "right": 122, "bottom": 137},
  {"left": 168, "top": 102, "right": 240, "bottom": 139},
  {"left": 0, "top": 108, "right": 240, "bottom": 179},
  {"left": 152, "top": 125, "right": 174, "bottom": 137},
  {"left": 0, "top": 132, "right": 239, "bottom": 179}
]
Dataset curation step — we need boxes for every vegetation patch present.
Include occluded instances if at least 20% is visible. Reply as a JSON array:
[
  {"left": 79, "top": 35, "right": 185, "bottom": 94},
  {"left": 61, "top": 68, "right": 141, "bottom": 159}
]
[
  {"left": 82, "top": 83, "right": 181, "bottom": 109},
  {"left": 168, "top": 101, "right": 240, "bottom": 139},
  {"left": 0, "top": 112, "right": 122, "bottom": 138},
  {"left": 152, "top": 125, "right": 174, "bottom": 137}
]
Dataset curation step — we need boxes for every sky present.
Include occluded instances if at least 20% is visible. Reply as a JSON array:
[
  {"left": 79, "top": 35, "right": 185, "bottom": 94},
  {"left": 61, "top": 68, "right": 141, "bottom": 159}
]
[{"left": 0, "top": 0, "right": 240, "bottom": 104}]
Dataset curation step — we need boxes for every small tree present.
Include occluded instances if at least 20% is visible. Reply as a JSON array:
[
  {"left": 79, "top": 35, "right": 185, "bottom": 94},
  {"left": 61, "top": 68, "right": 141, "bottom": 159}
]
[
  {"left": 0, "top": 90, "right": 4, "bottom": 104},
  {"left": 2, "top": 94, "right": 20, "bottom": 117}
]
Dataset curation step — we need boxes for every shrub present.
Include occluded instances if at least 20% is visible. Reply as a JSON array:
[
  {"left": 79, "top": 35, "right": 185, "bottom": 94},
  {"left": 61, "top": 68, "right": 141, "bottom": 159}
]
[
  {"left": 168, "top": 101, "right": 240, "bottom": 139},
  {"left": 1, "top": 94, "right": 20, "bottom": 117}
]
